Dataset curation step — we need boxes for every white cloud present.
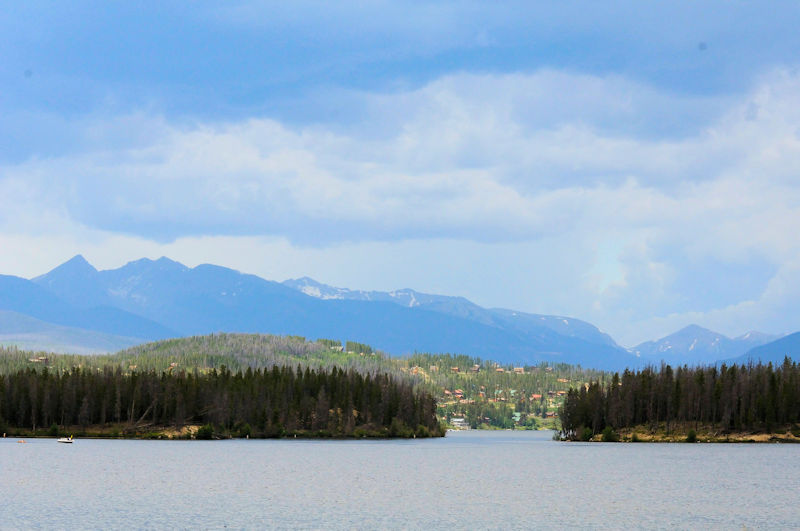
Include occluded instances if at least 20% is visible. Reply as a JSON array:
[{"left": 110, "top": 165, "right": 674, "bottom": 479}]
[{"left": 2, "top": 68, "right": 800, "bottom": 344}]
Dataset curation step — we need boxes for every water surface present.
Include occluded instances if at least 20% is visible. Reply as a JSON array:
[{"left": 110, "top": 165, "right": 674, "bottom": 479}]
[{"left": 2, "top": 431, "right": 798, "bottom": 529}]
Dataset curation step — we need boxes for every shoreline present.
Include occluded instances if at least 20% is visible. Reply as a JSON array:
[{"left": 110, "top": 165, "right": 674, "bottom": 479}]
[
  {"left": 577, "top": 423, "right": 800, "bottom": 443},
  {"left": 2, "top": 423, "right": 446, "bottom": 441}
]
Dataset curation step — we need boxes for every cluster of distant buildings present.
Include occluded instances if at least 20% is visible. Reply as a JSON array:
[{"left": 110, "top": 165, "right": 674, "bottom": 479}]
[
  {"left": 412, "top": 363, "right": 561, "bottom": 375},
  {"left": 442, "top": 388, "right": 565, "bottom": 403},
  {"left": 442, "top": 364, "right": 527, "bottom": 374}
]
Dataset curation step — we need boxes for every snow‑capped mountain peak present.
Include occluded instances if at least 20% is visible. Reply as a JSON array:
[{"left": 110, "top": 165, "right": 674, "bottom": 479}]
[
  {"left": 282, "top": 277, "right": 623, "bottom": 350},
  {"left": 632, "top": 324, "right": 778, "bottom": 364},
  {"left": 282, "top": 278, "right": 447, "bottom": 308},
  {"left": 736, "top": 330, "right": 782, "bottom": 344},
  {"left": 283, "top": 277, "right": 355, "bottom": 300}
]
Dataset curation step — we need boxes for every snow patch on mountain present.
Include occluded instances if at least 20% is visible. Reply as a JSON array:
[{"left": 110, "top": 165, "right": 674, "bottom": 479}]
[{"left": 633, "top": 325, "right": 778, "bottom": 364}]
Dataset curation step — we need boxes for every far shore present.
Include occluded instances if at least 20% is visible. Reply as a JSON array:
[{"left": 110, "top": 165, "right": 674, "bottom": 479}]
[
  {"left": 2, "top": 423, "right": 445, "bottom": 440},
  {"left": 584, "top": 423, "right": 800, "bottom": 443}
]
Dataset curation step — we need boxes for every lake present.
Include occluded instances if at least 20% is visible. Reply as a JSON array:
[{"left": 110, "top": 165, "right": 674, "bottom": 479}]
[{"left": 2, "top": 430, "right": 798, "bottom": 529}]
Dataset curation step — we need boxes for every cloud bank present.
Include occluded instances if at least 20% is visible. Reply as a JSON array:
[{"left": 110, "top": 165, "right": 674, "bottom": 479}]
[{"left": 2, "top": 68, "right": 800, "bottom": 345}]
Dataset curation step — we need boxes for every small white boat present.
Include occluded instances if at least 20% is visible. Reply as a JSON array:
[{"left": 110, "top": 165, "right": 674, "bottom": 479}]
[{"left": 57, "top": 436, "right": 73, "bottom": 444}]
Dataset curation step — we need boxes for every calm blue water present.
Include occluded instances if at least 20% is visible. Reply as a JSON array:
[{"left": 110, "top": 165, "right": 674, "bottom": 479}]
[{"left": 1, "top": 430, "right": 798, "bottom": 529}]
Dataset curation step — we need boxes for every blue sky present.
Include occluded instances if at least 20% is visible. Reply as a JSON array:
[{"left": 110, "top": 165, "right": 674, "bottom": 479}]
[{"left": 2, "top": 1, "right": 800, "bottom": 346}]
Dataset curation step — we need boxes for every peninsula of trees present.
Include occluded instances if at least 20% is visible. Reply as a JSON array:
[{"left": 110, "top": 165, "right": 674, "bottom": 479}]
[
  {"left": 559, "top": 358, "right": 800, "bottom": 442},
  {"left": 0, "top": 364, "right": 444, "bottom": 439}
]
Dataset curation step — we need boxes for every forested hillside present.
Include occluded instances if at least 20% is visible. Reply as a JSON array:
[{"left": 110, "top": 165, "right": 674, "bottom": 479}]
[
  {"left": 405, "top": 353, "right": 605, "bottom": 429},
  {"left": 0, "top": 334, "right": 609, "bottom": 432},
  {"left": 0, "top": 334, "right": 389, "bottom": 375}
]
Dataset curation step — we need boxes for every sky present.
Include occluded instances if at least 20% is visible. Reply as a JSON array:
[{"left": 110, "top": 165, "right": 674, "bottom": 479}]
[{"left": 2, "top": 1, "right": 800, "bottom": 346}]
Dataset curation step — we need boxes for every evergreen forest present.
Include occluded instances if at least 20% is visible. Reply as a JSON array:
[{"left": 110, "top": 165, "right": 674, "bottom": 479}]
[
  {"left": 0, "top": 364, "right": 443, "bottom": 439},
  {"left": 559, "top": 359, "right": 800, "bottom": 441},
  {"left": 0, "top": 334, "right": 607, "bottom": 431}
]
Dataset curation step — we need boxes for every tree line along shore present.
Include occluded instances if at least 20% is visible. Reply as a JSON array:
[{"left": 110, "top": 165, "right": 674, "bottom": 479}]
[
  {"left": 558, "top": 357, "right": 800, "bottom": 443},
  {"left": 0, "top": 335, "right": 601, "bottom": 434},
  {"left": 3, "top": 335, "right": 797, "bottom": 441},
  {"left": 0, "top": 364, "right": 444, "bottom": 439}
]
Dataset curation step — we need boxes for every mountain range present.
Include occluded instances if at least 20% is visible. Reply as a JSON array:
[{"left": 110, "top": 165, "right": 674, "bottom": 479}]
[
  {"left": 0, "top": 255, "right": 795, "bottom": 369},
  {"left": 727, "top": 331, "right": 800, "bottom": 366},
  {"left": 629, "top": 325, "right": 781, "bottom": 366}
]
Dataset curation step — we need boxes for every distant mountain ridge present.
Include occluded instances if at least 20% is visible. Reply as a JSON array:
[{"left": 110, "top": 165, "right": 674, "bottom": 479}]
[
  {"left": 0, "top": 255, "right": 794, "bottom": 369},
  {"left": 0, "top": 271, "right": 175, "bottom": 340},
  {"left": 283, "top": 277, "right": 619, "bottom": 348},
  {"left": 631, "top": 324, "right": 779, "bottom": 365},
  {"left": 15, "top": 255, "right": 636, "bottom": 367},
  {"left": 727, "top": 331, "right": 800, "bottom": 366},
  {"left": 0, "top": 310, "right": 141, "bottom": 354}
]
